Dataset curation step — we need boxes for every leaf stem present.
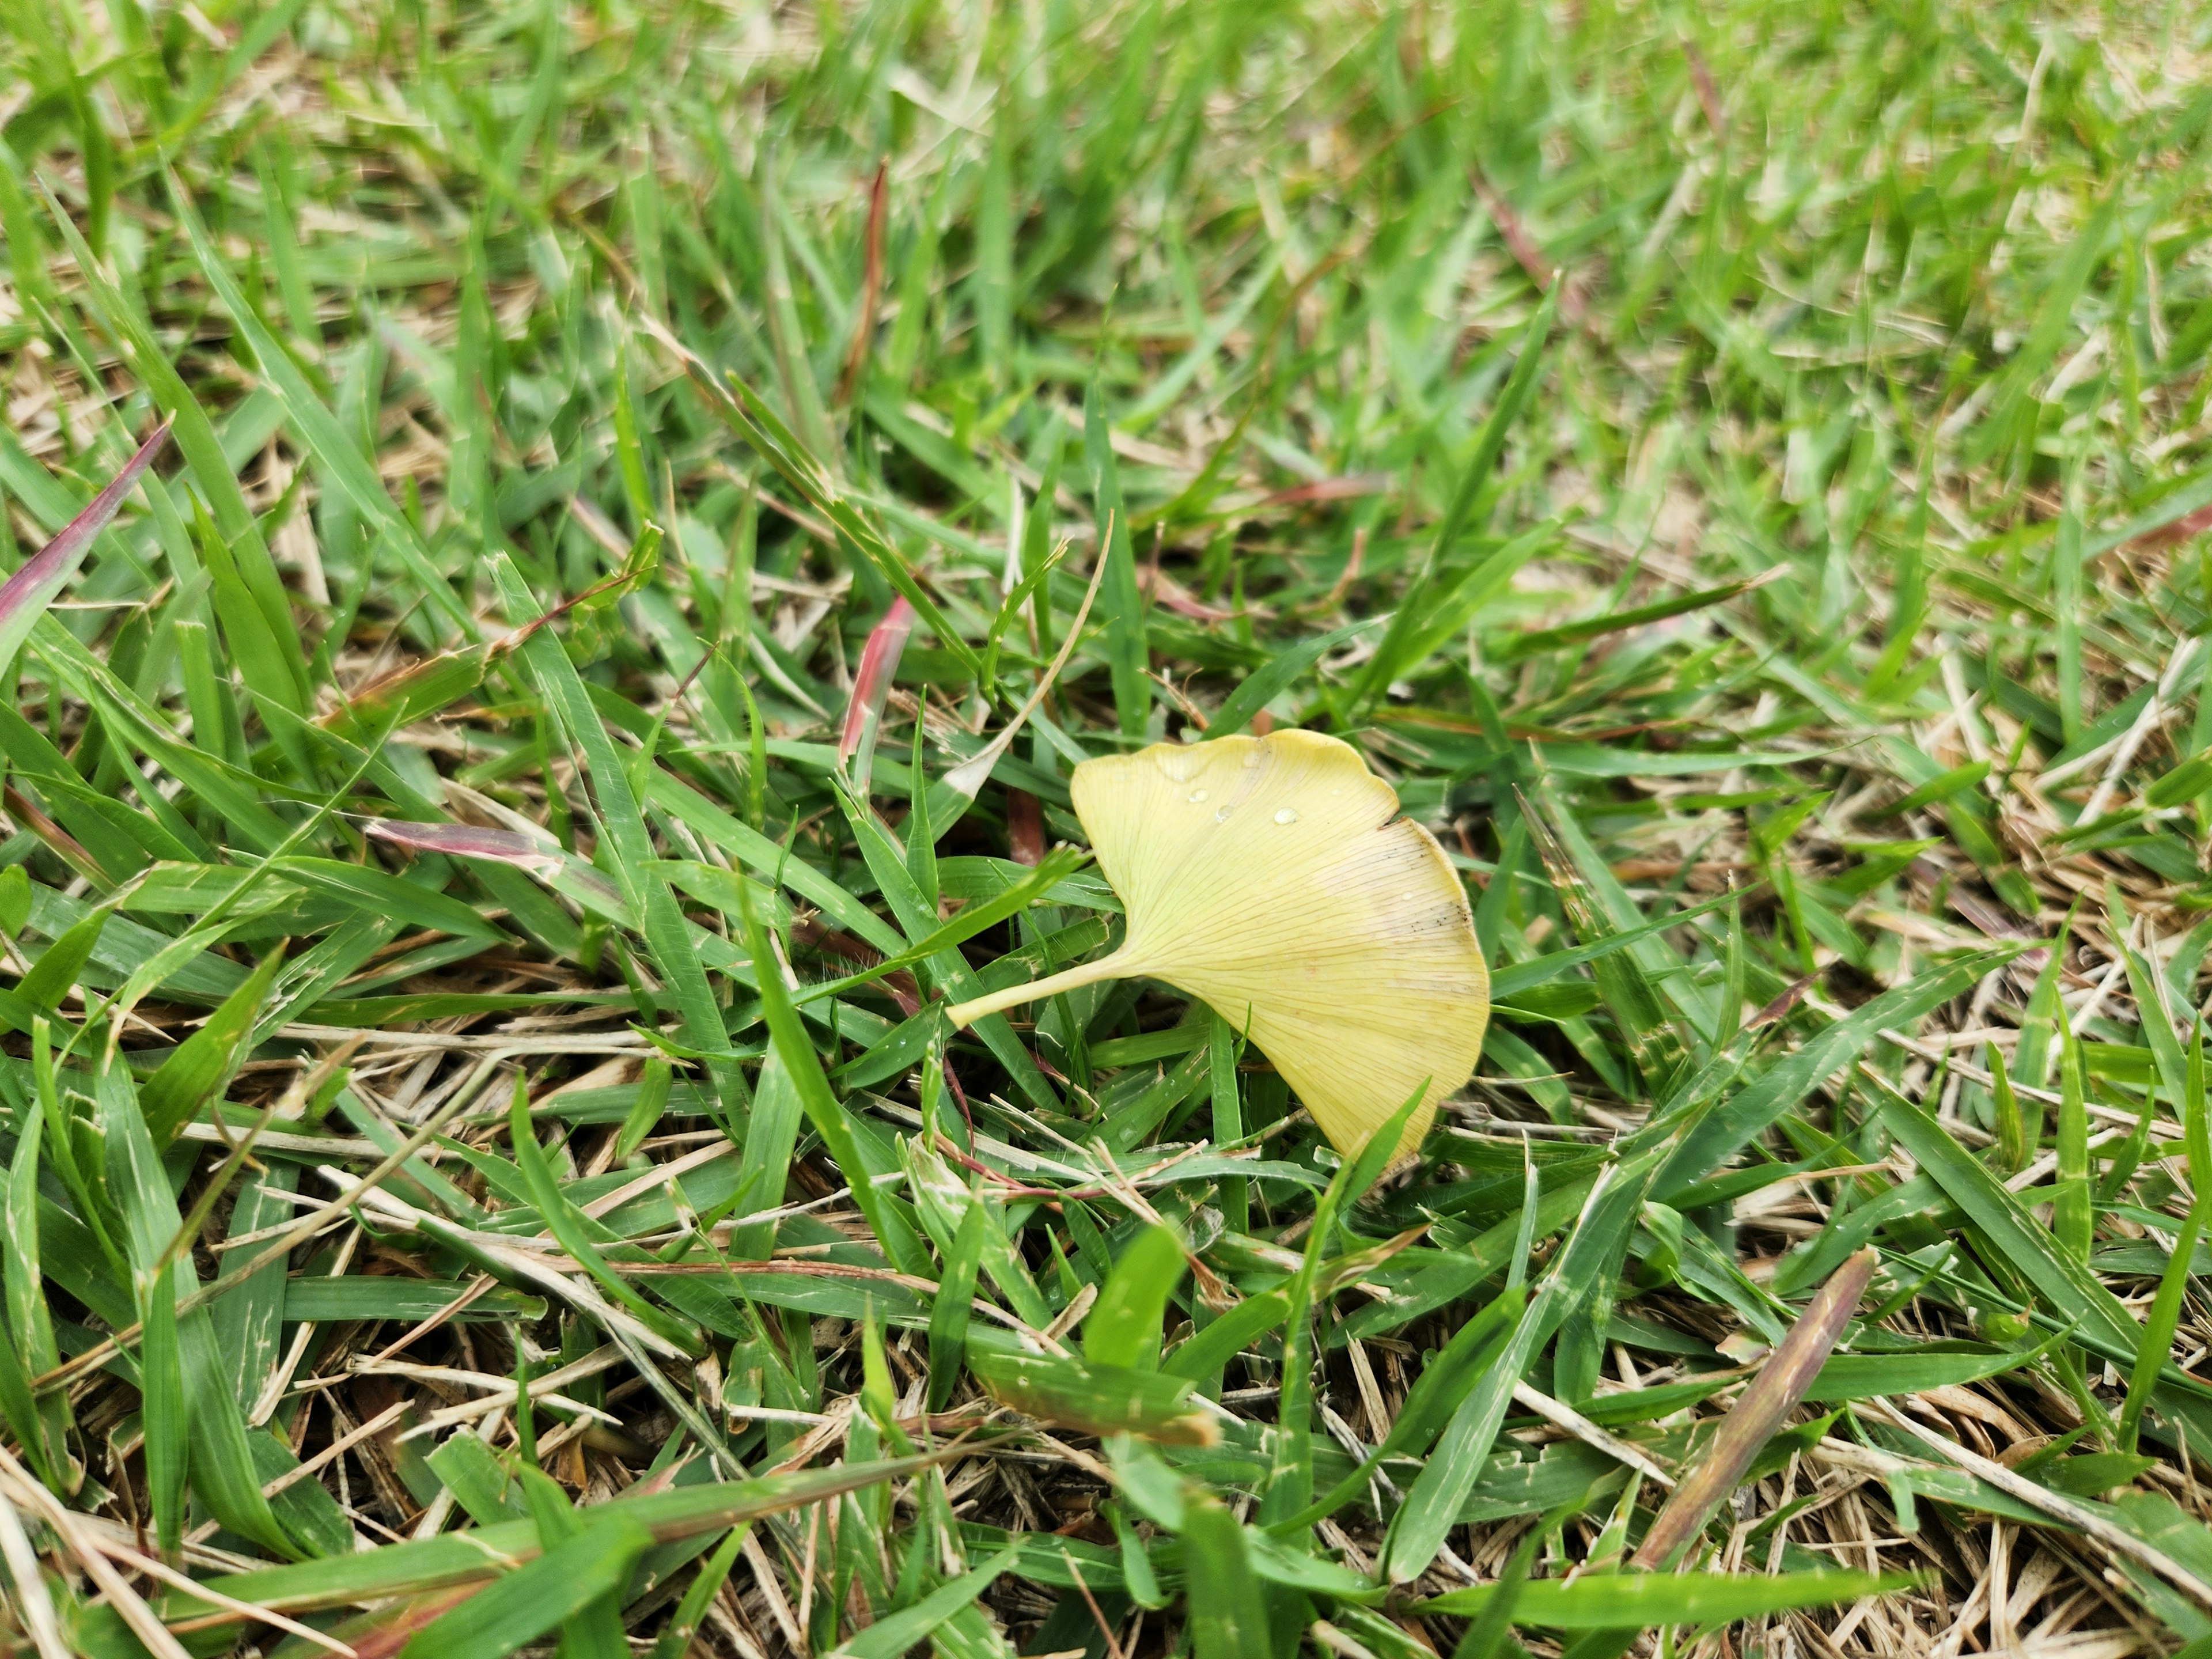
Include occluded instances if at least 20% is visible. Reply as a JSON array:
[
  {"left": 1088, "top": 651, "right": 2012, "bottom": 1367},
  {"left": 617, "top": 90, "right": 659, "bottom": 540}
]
[{"left": 945, "top": 952, "right": 1144, "bottom": 1028}]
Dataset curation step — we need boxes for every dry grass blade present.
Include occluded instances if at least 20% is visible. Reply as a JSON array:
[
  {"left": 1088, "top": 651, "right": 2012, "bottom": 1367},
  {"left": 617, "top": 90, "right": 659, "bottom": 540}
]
[
  {"left": 1633, "top": 1247, "right": 1878, "bottom": 1570},
  {"left": 0, "top": 1448, "right": 192, "bottom": 1659},
  {"left": 1865, "top": 1402, "right": 2212, "bottom": 1615},
  {"left": 0, "top": 1473, "right": 70, "bottom": 1659},
  {"left": 1509, "top": 1381, "right": 1675, "bottom": 1488}
]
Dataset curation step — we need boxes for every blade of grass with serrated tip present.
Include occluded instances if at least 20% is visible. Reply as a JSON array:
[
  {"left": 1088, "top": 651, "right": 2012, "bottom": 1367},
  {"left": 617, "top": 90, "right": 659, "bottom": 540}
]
[
  {"left": 1631, "top": 1247, "right": 1877, "bottom": 1569},
  {"left": 0, "top": 421, "right": 167, "bottom": 675}
]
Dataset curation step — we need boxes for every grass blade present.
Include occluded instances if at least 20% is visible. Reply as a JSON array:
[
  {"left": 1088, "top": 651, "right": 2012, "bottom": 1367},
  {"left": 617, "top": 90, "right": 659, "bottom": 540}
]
[{"left": 1632, "top": 1248, "right": 1877, "bottom": 1569}]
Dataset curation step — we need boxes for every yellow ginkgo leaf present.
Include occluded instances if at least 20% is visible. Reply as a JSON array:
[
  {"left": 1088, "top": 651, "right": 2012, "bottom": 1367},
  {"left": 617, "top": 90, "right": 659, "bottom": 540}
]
[{"left": 947, "top": 729, "right": 1489, "bottom": 1163}]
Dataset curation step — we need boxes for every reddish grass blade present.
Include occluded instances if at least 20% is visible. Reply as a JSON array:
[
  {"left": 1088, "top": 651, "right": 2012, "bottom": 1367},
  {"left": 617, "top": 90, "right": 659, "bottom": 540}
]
[
  {"left": 0, "top": 421, "right": 171, "bottom": 672},
  {"left": 365, "top": 819, "right": 566, "bottom": 877},
  {"left": 1007, "top": 788, "right": 1044, "bottom": 866},
  {"left": 1684, "top": 39, "right": 1726, "bottom": 137},
  {"left": 1141, "top": 562, "right": 1236, "bottom": 622},
  {"left": 5, "top": 785, "right": 108, "bottom": 887},
  {"left": 1631, "top": 1247, "right": 1878, "bottom": 1569},
  {"left": 2132, "top": 501, "right": 2212, "bottom": 551},
  {"left": 837, "top": 161, "right": 890, "bottom": 404},
  {"left": 1471, "top": 172, "right": 1588, "bottom": 324},
  {"left": 840, "top": 594, "right": 915, "bottom": 793},
  {"left": 1253, "top": 473, "right": 1391, "bottom": 510},
  {"left": 367, "top": 818, "right": 629, "bottom": 918}
]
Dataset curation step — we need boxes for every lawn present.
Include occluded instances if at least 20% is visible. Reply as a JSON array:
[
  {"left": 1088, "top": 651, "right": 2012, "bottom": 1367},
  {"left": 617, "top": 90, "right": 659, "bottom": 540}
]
[{"left": 1, "top": 1, "right": 2210, "bottom": 1656}]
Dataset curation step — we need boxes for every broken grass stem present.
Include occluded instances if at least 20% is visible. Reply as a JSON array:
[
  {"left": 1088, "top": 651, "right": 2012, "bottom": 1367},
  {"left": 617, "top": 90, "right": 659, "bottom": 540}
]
[{"left": 1629, "top": 1245, "right": 1878, "bottom": 1570}]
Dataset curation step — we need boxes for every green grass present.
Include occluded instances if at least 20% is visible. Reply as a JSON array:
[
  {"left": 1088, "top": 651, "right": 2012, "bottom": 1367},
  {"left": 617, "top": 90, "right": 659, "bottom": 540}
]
[{"left": 2, "top": 0, "right": 2212, "bottom": 1654}]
